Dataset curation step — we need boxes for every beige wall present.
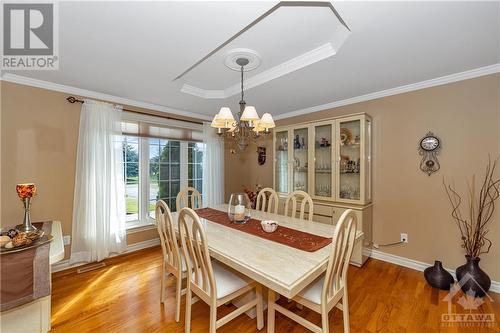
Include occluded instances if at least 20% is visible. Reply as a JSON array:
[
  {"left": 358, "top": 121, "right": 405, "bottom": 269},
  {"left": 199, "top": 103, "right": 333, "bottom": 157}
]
[
  {"left": 224, "top": 140, "right": 273, "bottom": 201},
  {"left": 225, "top": 73, "right": 500, "bottom": 281},
  {"left": 0, "top": 81, "right": 201, "bottom": 259}
]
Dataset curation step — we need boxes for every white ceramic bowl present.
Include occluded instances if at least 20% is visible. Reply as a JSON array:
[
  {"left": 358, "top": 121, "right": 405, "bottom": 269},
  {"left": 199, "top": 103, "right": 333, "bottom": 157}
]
[{"left": 261, "top": 220, "right": 278, "bottom": 233}]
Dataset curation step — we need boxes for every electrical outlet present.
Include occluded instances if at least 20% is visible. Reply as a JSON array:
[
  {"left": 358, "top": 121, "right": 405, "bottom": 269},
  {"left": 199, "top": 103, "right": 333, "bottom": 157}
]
[
  {"left": 400, "top": 233, "right": 408, "bottom": 243},
  {"left": 63, "top": 235, "right": 71, "bottom": 246}
]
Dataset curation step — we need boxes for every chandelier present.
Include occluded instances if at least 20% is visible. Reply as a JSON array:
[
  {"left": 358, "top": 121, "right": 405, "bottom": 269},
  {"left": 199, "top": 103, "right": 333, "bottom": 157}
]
[{"left": 210, "top": 57, "right": 275, "bottom": 151}]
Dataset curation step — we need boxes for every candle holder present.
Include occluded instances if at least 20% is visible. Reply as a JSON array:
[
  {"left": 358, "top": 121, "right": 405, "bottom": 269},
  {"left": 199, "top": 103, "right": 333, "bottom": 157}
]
[
  {"left": 227, "top": 193, "right": 251, "bottom": 224},
  {"left": 16, "top": 183, "right": 38, "bottom": 232}
]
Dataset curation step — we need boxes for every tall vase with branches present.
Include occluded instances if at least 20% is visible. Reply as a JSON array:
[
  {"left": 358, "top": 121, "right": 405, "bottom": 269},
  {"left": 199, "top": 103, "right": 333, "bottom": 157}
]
[{"left": 443, "top": 157, "right": 500, "bottom": 296}]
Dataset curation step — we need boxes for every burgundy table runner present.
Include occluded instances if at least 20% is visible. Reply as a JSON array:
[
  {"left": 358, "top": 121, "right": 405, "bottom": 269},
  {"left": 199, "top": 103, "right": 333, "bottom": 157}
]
[
  {"left": 1, "top": 221, "right": 52, "bottom": 312},
  {"left": 195, "top": 208, "right": 332, "bottom": 252}
]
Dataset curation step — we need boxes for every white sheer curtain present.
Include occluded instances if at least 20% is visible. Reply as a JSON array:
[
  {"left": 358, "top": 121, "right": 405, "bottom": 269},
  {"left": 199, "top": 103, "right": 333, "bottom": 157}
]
[
  {"left": 202, "top": 122, "right": 225, "bottom": 206},
  {"left": 70, "top": 99, "right": 127, "bottom": 264}
]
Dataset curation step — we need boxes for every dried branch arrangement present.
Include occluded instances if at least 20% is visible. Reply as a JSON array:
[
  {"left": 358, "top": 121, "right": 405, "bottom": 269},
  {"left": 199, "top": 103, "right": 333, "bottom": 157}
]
[{"left": 444, "top": 157, "right": 500, "bottom": 258}]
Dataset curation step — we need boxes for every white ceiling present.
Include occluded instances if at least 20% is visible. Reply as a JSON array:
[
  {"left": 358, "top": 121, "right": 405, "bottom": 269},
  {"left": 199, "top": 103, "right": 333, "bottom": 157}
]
[{"left": 2, "top": 1, "right": 499, "bottom": 120}]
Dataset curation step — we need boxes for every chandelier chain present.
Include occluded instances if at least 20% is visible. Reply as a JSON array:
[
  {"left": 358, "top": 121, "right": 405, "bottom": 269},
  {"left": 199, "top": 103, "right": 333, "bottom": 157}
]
[{"left": 240, "top": 65, "right": 244, "bottom": 102}]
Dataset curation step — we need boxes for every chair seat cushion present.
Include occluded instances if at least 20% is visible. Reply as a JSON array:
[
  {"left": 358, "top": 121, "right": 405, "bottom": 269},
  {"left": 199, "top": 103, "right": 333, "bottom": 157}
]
[
  {"left": 212, "top": 261, "right": 250, "bottom": 299},
  {"left": 297, "top": 275, "right": 324, "bottom": 305}
]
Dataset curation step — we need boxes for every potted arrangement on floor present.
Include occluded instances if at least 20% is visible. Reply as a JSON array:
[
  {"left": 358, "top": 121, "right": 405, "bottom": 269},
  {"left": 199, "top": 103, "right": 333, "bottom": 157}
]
[{"left": 443, "top": 157, "right": 500, "bottom": 297}]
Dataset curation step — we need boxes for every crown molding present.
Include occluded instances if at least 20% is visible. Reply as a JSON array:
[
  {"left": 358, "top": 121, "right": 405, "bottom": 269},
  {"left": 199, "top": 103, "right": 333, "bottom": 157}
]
[
  {"left": 180, "top": 83, "right": 225, "bottom": 99},
  {"left": 3, "top": 63, "right": 498, "bottom": 122},
  {"left": 0, "top": 73, "right": 212, "bottom": 121},
  {"left": 274, "top": 63, "right": 500, "bottom": 120}
]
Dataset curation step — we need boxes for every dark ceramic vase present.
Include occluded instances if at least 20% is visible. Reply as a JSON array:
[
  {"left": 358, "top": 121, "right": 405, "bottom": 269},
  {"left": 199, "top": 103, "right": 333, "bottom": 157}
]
[
  {"left": 456, "top": 256, "right": 491, "bottom": 297},
  {"left": 424, "top": 260, "right": 454, "bottom": 290}
]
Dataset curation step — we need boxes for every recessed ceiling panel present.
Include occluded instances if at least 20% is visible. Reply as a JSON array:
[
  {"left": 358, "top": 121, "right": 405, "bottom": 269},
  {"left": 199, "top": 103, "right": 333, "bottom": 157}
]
[{"left": 179, "top": 3, "right": 350, "bottom": 98}]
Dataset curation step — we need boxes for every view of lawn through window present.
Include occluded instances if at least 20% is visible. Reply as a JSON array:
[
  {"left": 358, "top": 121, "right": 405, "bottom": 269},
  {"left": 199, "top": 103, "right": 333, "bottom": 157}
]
[
  {"left": 123, "top": 136, "right": 139, "bottom": 222},
  {"left": 121, "top": 135, "right": 204, "bottom": 226}
]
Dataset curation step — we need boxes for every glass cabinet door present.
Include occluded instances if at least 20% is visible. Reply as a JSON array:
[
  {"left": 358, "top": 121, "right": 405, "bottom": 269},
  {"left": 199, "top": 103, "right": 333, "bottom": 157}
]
[
  {"left": 275, "top": 130, "right": 289, "bottom": 193},
  {"left": 365, "top": 118, "right": 372, "bottom": 203},
  {"left": 313, "top": 123, "right": 333, "bottom": 198},
  {"left": 337, "top": 118, "right": 361, "bottom": 201},
  {"left": 292, "top": 127, "right": 308, "bottom": 191}
]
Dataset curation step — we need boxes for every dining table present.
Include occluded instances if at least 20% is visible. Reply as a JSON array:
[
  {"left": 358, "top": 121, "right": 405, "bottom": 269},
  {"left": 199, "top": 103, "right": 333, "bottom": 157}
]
[{"left": 171, "top": 204, "right": 362, "bottom": 300}]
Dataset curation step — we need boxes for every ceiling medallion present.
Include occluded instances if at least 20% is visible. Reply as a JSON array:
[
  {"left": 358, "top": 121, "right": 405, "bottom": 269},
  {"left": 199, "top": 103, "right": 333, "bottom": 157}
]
[
  {"left": 211, "top": 56, "right": 274, "bottom": 152},
  {"left": 224, "top": 48, "right": 261, "bottom": 72}
]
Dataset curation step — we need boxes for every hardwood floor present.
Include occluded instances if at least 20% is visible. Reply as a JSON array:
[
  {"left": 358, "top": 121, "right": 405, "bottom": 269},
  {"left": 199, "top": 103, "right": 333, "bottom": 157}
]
[{"left": 51, "top": 247, "right": 500, "bottom": 333}]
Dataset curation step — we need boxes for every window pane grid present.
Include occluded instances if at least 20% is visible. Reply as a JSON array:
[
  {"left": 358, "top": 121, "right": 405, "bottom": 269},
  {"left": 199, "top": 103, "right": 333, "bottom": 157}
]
[
  {"left": 149, "top": 140, "right": 182, "bottom": 216},
  {"left": 122, "top": 136, "right": 139, "bottom": 222},
  {"left": 188, "top": 143, "right": 204, "bottom": 195},
  {"left": 122, "top": 133, "right": 205, "bottom": 224}
]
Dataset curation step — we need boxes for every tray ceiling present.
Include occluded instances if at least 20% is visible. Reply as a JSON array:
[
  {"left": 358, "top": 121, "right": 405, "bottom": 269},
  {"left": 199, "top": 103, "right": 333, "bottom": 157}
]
[
  {"left": 1, "top": 1, "right": 499, "bottom": 119},
  {"left": 178, "top": 2, "right": 349, "bottom": 99}
]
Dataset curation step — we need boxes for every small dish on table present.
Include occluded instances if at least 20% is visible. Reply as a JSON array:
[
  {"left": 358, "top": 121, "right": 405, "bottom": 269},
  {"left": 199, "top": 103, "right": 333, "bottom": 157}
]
[{"left": 261, "top": 220, "right": 278, "bottom": 233}]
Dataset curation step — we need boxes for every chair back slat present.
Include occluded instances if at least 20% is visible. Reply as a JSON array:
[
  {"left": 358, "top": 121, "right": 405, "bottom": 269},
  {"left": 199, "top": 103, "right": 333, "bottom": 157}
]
[
  {"left": 176, "top": 187, "right": 202, "bottom": 211},
  {"left": 284, "top": 190, "right": 313, "bottom": 221},
  {"left": 322, "top": 209, "right": 357, "bottom": 303},
  {"left": 178, "top": 207, "right": 216, "bottom": 298},
  {"left": 156, "top": 200, "right": 182, "bottom": 269},
  {"left": 255, "top": 187, "right": 279, "bottom": 214}
]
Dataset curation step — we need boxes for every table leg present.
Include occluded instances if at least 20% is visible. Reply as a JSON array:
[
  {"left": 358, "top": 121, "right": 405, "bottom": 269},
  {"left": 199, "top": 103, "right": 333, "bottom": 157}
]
[
  {"left": 267, "top": 289, "right": 276, "bottom": 333},
  {"left": 232, "top": 287, "right": 268, "bottom": 318}
]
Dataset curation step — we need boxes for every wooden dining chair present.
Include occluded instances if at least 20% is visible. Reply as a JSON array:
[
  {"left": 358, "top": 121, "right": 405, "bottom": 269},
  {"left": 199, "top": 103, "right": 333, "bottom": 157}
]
[
  {"left": 284, "top": 190, "right": 314, "bottom": 221},
  {"left": 267, "top": 209, "right": 358, "bottom": 333},
  {"left": 178, "top": 208, "right": 264, "bottom": 333},
  {"left": 155, "top": 200, "right": 187, "bottom": 322},
  {"left": 255, "top": 187, "right": 279, "bottom": 214},
  {"left": 176, "top": 187, "right": 202, "bottom": 211}
]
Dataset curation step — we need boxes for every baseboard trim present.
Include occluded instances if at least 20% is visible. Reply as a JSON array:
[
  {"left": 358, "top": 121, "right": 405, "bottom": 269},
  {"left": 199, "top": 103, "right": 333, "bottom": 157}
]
[
  {"left": 51, "top": 237, "right": 160, "bottom": 273},
  {"left": 365, "top": 248, "right": 500, "bottom": 294}
]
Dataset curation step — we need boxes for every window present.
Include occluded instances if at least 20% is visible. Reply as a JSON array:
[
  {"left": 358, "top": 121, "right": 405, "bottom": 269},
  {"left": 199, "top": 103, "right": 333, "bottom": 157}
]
[
  {"left": 121, "top": 136, "right": 205, "bottom": 228},
  {"left": 122, "top": 136, "right": 139, "bottom": 222},
  {"left": 188, "top": 142, "right": 204, "bottom": 194},
  {"left": 148, "top": 139, "right": 181, "bottom": 218}
]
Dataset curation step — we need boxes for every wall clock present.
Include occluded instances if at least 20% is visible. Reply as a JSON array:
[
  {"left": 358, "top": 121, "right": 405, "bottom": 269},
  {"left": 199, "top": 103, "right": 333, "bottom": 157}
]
[{"left": 418, "top": 132, "right": 441, "bottom": 176}]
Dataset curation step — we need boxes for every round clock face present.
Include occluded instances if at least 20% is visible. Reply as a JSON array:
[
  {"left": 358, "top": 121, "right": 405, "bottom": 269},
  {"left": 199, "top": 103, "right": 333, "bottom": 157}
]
[{"left": 420, "top": 136, "right": 439, "bottom": 151}]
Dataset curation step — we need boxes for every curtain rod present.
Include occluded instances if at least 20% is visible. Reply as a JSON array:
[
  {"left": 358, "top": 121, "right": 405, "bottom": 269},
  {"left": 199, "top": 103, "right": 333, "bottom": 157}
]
[{"left": 66, "top": 96, "right": 204, "bottom": 125}]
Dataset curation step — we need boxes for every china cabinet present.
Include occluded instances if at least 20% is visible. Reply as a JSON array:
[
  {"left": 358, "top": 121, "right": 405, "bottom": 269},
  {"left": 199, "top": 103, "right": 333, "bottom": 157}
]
[
  {"left": 273, "top": 113, "right": 372, "bottom": 205},
  {"left": 273, "top": 113, "right": 372, "bottom": 266}
]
